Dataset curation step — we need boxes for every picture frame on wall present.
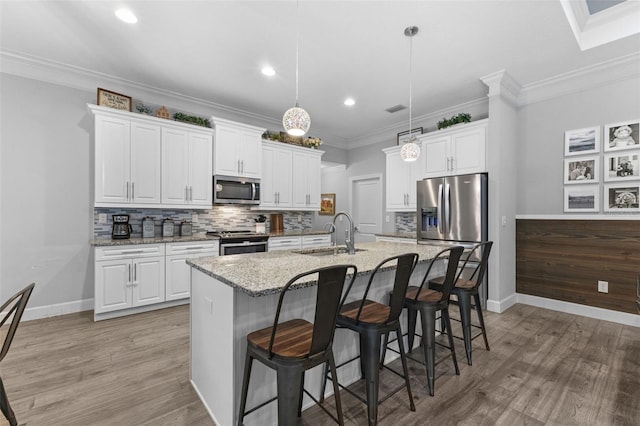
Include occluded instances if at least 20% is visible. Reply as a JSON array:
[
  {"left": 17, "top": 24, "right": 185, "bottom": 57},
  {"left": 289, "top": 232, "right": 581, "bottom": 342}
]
[
  {"left": 97, "top": 87, "right": 132, "bottom": 111},
  {"left": 604, "top": 151, "right": 640, "bottom": 182},
  {"left": 563, "top": 156, "right": 599, "bottom": 184},
  {"left": 563, "top": 185, "right": 599, "bottom": 212},
  {"left": 397, "top": 127, "right": 423, "bottom": 145},
  {"left": 319, "top": 193, "right": 336, "bottom": 215},
  {"left": 603, "top": 182, "right": 640, "bottom": 212},
  {"left": 603, "top": 119, "right": 640, "bottom": 152},
  {"left": 564, "top": 126, "right": 599, "bottom": 156}
]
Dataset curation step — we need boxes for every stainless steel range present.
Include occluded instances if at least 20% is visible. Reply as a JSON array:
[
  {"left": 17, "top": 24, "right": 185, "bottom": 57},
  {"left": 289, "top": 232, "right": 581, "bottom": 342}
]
[{"left": 206, "top": 230, "right": 269, "bottom": 256}]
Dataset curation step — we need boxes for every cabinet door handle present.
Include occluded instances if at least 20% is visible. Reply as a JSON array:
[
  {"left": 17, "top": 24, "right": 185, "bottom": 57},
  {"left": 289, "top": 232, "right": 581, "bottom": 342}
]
[
  {"left": 450, "top": 157, "right": 454, "bottom": 171},
  {"left": 241, "top": 160, "right": 244, "bottom": 174},
  {"left": 128, "top": 264, "right": 131, "bottom": 283},
  {"left": 126, "top": 182, "right": 130, "bottom": 201},
  {"left": 189, "top": 186, "right": 193, "bottom": 201},
  {"left": 134, "top": 263, "right": 137, "bottom": 282},
  {"left": 237, "top": 160, "right": 241, "bottom": 173},
  {"left": 131, "top": 182, "right": 135, "bottom": 200},
  {"left": 185, "top": 186, "right": 188, "bottom": 201}
]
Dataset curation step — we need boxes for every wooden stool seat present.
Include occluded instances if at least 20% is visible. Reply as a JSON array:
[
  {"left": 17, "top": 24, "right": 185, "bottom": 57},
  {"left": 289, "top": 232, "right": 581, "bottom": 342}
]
[
  {"left": 339, "top": 300, "right": 390, "bottom": 325},
  {"left": 405, "top": 286, "right": 443, "bottom": 302},
  {"left": 247, "top": 319, "right": 313, "bottom": 359}
]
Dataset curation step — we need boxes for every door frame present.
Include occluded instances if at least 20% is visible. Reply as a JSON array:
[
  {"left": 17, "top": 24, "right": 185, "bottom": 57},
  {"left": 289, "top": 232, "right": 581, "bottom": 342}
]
[{"left": 349, "top": 173, "right": 383, "bottom": 238}]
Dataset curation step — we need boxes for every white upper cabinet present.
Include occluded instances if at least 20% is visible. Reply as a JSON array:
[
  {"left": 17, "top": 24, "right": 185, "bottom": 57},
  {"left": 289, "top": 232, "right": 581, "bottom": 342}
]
[
  {"left": 260, "top": 141, "right": 323, "bottom": 211},
  {"left": 94, "top": 113, "right": 161, "bottom": 206},
  {"left": 383, "top": 146, "right": 424, "bottom": 212},
  {"left": 261, "top": 141, "right": 293, "bottom": 208},
  {"left": 422, "top": 119, "right": 487, "bottom": 178},
  {"left": 212, "top": 117, "right": 265, "bottom": 178},
  {"left": 292, "top": 149, "right": 322, "bottom": 210},
  {"left": 161, "top": 127, "right": 213, "bottom": 206},
  {"left": 89, "top": 104, "right": 213, "bottom": 209}
]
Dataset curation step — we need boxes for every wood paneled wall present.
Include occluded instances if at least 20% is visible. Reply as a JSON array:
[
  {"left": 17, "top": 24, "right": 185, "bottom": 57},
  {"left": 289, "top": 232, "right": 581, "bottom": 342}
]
[{"left": 516, "top": 219, "right": 640, "bottom": 315}]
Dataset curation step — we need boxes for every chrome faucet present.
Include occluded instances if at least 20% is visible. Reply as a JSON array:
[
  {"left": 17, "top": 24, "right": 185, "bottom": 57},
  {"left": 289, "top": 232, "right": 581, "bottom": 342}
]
[{"left": 332, "top": 211, "right": 356, "bottom": 255}]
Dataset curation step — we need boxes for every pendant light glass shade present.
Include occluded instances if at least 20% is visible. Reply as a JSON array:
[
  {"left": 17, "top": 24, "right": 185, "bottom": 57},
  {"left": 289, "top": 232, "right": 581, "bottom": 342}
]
[
  {"left": 283, "top": 105, "right": 311, "bottom": 136},
  {"left": 400, "top": 136, "right": 421, "bottom": 162},
  {"left": 283, "top": 0, "right": 310, "bottom": 137},
  {"left": 400, "top": 25, "right": 420, "bottom": 162}
]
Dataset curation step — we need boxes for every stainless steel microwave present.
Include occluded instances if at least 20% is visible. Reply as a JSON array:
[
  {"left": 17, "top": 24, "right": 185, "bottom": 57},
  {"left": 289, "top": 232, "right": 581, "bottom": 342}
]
[{"left": 213, "top": 175, "right": 261, "bottom": 205}]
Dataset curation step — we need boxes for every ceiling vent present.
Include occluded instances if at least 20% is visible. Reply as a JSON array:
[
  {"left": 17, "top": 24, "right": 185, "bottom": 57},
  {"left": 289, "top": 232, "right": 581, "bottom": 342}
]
[{"left": 385, "top": 104, "right": 406, "bottom": 113}]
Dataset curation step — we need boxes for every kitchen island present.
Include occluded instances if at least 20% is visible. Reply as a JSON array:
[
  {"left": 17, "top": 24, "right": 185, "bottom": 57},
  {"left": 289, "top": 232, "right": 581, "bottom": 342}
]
[{"left": 188, "top": 241, "right": 444, "bottom": 426}]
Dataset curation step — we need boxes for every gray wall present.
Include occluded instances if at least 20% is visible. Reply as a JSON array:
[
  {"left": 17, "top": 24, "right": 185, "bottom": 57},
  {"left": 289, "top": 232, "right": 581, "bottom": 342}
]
[
  {"left": 517, "top": 75, "right": 640, "bottom": 214},
  {"left": 0, "top": 74, "right": 94, "bottom": 307}
]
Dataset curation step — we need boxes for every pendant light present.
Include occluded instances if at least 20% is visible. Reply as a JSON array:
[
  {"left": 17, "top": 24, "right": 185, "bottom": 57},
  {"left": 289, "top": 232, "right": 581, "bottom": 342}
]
[
  {"left": 400, "top": 26, "right": 421, "bottom": 162},
  {"left": 282, "top": 0, "right": 311, "bottom": 136}
]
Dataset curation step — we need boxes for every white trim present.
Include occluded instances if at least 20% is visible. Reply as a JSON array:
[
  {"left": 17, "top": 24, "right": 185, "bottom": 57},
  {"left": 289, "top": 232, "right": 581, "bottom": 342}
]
[
  {"left": 486, "top": 294, "right": 517, "bottom": 314},
  {"left": 190, "top": 380, "right": 221, "bottom": 426},
  {"left": 20, "top": 298, "right": 94, "bottom": 322},
  {"left": 517, "top": 293, "right": 640, "bottom": 327},
  {"left": 94, "top": 299, "right": 189, "bottom": 321},
  {"left": 516, "top": 214, "right": 640, "bottom": 220},
  {"left": 349, "top": 174, "right": 383, "bottom": 237}
]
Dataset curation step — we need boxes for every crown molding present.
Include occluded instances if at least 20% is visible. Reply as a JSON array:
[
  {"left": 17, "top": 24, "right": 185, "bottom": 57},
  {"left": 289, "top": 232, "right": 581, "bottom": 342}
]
[
  {"left": 518, "top": 51, "right": 640, "bottom": 106},
  {"left": 0, "top": 49, "right": 280, "bottom": 127},
  {"left": 480, "top": 69, "right": 522, "bottom": 107},
  {"left": 345, "top": 97, "right": 489, "bottom": 150}
]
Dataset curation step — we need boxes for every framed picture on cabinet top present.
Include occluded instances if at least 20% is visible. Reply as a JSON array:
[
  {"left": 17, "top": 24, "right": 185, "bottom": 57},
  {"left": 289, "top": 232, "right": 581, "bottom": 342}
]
[
  {"left": 564, "top": 185, "right": 599, "bottom": 212},
  {"left": 604, "top": 151, "right": 640, "bottom": 182},
  {"left": 604, "top": 120, "right": 640, "bottom": 152},
  {"left": 320, "top": 193, "right": 335, "bottom": 215},
  {"left": 397, "top": 127, "right": 423, "bottom": 145},
  {"left": 564, "top": 126, "right": 599, "bottom": 156},
  {"left": 563, "top": 156, "right": 598, "bottom": 184},
  {"left": 603, "top": 182, "right": 640, "bottom": 212},
  {"left": 97, "top": 87, "right": 132, "bottom": 111}
]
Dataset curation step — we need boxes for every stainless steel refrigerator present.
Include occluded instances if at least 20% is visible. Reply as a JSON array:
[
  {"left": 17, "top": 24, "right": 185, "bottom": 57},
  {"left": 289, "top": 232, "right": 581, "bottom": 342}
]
[
  {"left": 417, "top": 172, "right": 488, "bottom": 256},
  {"left": 417, "top": 172, "right": 489, "bottom": 305}
]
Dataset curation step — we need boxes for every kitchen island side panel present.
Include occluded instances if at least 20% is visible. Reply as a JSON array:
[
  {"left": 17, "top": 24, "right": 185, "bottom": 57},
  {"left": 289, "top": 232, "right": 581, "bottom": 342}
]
[{"left": 190, "top": 269, "right": 235, "bottom": 426}]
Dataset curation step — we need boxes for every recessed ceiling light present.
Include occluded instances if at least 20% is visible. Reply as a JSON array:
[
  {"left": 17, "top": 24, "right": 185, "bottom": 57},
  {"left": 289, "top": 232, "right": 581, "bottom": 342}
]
[
  {"left": 261, "top": 66, "right": 276, "bottom": 76},
  {"left": 115, "top": 8, "right": 137, "bottom": 24},
  {"left": 344, "top": 98, "right": 356, "bottom": 106}
]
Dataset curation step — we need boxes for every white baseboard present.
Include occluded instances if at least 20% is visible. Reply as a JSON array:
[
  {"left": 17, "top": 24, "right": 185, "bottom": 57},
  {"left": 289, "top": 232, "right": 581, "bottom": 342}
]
[
  {"left": 190, "top": 380, "right": 220, "bottom": 425},
  {"left": 516, "top": 293, "right": 640, "bottom": 327},
  {"left": 486, "top": 293, "right": 517, "bottom": 313},
  {"left": 21, "top": 298, "right": 94, "bottom": 321}
]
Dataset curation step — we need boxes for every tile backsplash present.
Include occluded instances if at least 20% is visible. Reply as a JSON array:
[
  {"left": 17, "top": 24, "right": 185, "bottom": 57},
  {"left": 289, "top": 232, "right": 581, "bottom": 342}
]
[
  {"left": 93, "top": 206, "right": 314, "bottom": 239},
  {"left": 395, "top": 212, "right": 416, "bottom": 233}
]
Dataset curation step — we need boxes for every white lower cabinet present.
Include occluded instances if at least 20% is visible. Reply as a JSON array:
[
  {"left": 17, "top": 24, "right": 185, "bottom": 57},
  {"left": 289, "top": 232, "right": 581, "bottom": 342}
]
[
  {"left": 94, "top": 244, "right": 165, "bottom": 314},
  {"left": 269, "top": 234, "right": 331, "bottom": 251},
  {"left": 302, "top": 234, "right": 332, "bottom": 249},
  {"left": 268, "top": 236, "right": 302, "bottom": 251},
  {"left": 165, "top": 241, "right": 219, "bottom": 301}
]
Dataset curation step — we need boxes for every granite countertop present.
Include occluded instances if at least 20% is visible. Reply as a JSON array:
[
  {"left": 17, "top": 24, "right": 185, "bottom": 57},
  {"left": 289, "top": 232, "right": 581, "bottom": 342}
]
[
  {"left": 187, "top": 241, "right": 442, "bottom": 297},
  {"left": 374, "top": 232, "right": 417, "bottom": 239},
  {"left": 90, "top": 229, "right": 331, "bottom": 246}
]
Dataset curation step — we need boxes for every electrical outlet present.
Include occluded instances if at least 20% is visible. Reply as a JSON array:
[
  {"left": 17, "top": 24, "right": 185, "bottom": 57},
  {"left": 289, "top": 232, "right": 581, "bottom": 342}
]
[
  {"left": 98, "top": 213, "right": 107, "bottom": 224},
  {"left": 298, "top": 214, "right": 302, "bottom": 222},
  {"left": 192, "top": 213, "right": 198, "bottom": 223},
  {"left": 385, "top": 215, "right": 390, "bottom": 223},
  {"left": 598, "top": 280, "right": 608, "bottom": 293},
  {"left": 501, "top": 216, "right": 507, "bottom": 227}
]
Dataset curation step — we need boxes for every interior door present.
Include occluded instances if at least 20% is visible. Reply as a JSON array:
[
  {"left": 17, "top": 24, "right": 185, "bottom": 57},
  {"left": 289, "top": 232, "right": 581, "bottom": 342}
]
[{"left": 352, "top": 176, "right": 381, "bottom": 243}]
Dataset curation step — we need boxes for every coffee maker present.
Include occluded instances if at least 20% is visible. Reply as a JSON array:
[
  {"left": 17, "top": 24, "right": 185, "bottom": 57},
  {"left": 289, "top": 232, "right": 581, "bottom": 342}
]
[{"left": 112, "top": 214, "right": 133, "bottom": 239}]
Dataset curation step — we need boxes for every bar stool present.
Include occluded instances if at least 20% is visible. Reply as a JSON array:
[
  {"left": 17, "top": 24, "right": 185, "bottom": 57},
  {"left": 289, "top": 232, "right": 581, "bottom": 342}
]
[
  {"left": 320, "top": 253, "right": 419, "bottom": 426},
  {"left": 428, "top": 241, "right": 493, "bottom": 365},
  {"left": 384, "top": 246, "right": 464, "bottom": 397},
  {"left": 0, "top": 283, "right": 35, "bottom": 426},
  {"left": 237, "top": 264, "right": 357, "bottom": 426}
]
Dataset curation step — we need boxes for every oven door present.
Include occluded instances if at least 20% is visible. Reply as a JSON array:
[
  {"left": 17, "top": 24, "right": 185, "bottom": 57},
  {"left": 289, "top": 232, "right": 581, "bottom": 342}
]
[{"left": 220, "top": 241, "right": 268, "bottom": 256}]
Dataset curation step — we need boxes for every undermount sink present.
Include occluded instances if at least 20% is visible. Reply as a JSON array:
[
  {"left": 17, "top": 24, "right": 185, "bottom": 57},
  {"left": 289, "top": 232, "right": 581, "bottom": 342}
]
[{"left": 293, "top": 247, "right": 367, "bottom": 256}]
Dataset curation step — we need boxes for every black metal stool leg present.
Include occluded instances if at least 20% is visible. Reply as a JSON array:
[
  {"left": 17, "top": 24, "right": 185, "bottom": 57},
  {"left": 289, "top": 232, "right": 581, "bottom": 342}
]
[
  {"left": 395, "top": 324, "right": 415, "bottom": 411},
  {"left": 297, "top": 371, "right": 305, "bottom": 417},
  {"left": 406, "top": 306, "right": 418, "bottom": 352},
  {"left": 360, "top": 329, "right": 381, "bottom": 425},
  {"left": 441, "top": 308, "right": 459, "bottom": 375},
  {"left": 319, "top": 361, "right": 329, "bottom": 403},
  {"left": 457, "top": 292, "right": 474, "bottom": 365},
  {"left": 237, "top": 351, "right": 254, "bottom": 426},
  {"left": 276, "top": 365, "right": 304, "bottom": 426},
  {"left": 0, "top": 377, "right": 17, "bottom": 426},
  {"left": 327, "top": 351, "right": 345, "bottom": 426},
  {"left": 419, "top": 307, "right": 436, "bottom": 396},
  {"left": 474, "top": 293, "right": 490, "bottom": 351}
]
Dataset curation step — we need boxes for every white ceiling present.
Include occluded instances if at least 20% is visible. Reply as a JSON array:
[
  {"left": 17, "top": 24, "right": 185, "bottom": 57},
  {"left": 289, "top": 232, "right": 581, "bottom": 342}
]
[{"left": 1, "top": 1, "right": 639, "bottom": 148}]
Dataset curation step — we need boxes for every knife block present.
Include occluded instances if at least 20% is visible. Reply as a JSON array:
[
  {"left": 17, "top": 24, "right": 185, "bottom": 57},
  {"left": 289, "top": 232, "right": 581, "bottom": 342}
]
[
  {"left": 270, "top": 214, "right": 283, "bottom": 233},
  {"left": 255, "top": 223, "right": 266, "bottom": 234}
]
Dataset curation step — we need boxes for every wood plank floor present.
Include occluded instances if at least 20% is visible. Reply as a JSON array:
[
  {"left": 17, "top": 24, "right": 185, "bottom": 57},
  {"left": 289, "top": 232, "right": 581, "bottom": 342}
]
[{"left": 0, "top": 304, "right": 638, "bottom": 425}]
